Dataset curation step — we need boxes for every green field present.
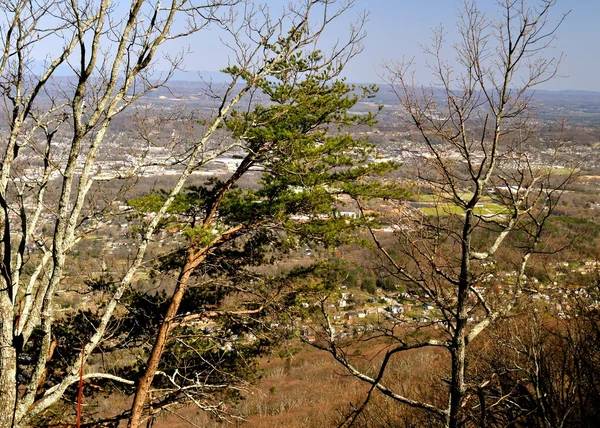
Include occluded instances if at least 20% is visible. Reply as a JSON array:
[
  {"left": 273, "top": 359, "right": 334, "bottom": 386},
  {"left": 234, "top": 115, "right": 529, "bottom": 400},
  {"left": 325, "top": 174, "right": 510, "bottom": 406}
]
[{"left": 411, "top": 193, "right": 509, "bottom": 217}]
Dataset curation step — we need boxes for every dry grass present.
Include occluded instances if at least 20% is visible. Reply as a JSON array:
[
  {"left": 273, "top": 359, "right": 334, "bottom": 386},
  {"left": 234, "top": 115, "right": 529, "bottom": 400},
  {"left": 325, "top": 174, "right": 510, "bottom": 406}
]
[{"left": 153, "top": 341, "right": 448, "bottom": 427}]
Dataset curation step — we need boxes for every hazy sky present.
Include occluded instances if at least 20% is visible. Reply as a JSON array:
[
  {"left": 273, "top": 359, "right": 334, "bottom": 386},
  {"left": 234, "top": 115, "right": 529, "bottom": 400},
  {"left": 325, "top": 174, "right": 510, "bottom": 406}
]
[
  {"left": 176, "top": 0, "right": 598, "bottom": 92},
  {"left": 346, "top": 0, "right": 596, "bottom": 91}
]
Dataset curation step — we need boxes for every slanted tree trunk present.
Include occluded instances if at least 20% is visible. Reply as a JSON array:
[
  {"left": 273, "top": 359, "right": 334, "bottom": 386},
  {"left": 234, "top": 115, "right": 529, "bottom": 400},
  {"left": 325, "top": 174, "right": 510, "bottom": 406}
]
[{"left": 128, "top": 259, "right": 196, "bottom": 428}]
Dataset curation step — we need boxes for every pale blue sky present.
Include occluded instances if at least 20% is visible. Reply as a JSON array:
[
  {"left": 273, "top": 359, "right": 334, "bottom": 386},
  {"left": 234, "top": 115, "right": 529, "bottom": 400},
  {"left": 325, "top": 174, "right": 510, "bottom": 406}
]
[
  {"left": 345, "top": 0, "right": 595, "bottom": 91},
  {"left": 175, "top": 0, "right": 598, "bottom": 91},
  {"left": 30, "top": 1, "right": 598, "bottom": 91}
]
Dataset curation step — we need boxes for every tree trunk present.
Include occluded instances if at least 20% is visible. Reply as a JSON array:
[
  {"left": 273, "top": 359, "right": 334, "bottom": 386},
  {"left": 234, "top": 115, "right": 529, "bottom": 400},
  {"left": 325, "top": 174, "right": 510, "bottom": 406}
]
[
  {"left": 449, "top": 318, "right": 467, "bottom": 428},
  {"left": 0, "top": 315, "right": 17, "bottom": 427},
  {"left": 128, "top": 257, "right": 197, "bottom": 428},
  {"left": 448, "top": 209, "right": 473, "bottom": 428}
]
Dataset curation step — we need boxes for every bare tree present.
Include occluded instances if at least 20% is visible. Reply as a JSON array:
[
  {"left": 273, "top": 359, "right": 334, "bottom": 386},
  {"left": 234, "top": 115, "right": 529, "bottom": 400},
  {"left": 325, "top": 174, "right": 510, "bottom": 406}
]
[
  {"left": 0, "top": 0, "right": 366, "bottom": 426},
  {"left": 468, "top": 272, "right": 600, "bottom": 427},
  {"left": 313, "top": 1, "right": 573, "bottom": 427}
]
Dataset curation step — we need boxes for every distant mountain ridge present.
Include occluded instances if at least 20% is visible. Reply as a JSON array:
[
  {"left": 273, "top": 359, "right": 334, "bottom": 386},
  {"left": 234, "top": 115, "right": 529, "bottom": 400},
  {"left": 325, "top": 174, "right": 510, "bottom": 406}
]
[
  {"left": 21, "top": 68, "right": 600, "bottom": 124},
  {"left": 167, "top": 70, "right": 600, "bottom": 96}
]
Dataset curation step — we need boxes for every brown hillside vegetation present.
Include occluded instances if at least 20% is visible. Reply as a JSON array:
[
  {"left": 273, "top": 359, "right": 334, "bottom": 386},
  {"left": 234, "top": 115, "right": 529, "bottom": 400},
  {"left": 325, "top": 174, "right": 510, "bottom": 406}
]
[{"left": 154, "top": 343, "right": 446, "bottom": 427}]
